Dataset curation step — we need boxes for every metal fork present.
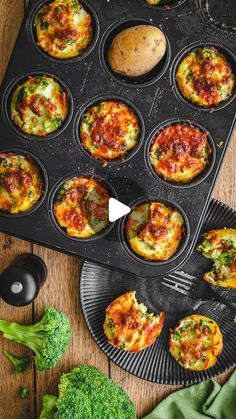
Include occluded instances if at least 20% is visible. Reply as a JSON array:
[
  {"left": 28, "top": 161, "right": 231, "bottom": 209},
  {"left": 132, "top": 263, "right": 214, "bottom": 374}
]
[{"left": 161, "top": 271, "right": 236, "bottom": 312}]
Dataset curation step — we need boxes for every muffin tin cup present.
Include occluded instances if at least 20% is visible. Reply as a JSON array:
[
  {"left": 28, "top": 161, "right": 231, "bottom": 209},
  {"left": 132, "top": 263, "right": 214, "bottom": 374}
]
[
  {"left": 119, "top": 196, "right": 190, "bottom": 266},
  {"left": 48, "top": 173, "right": 118, "bottom": 242},
  {"left": 138, "top": 0, "right": 187, "bottom": 10},
  {"left": 28, "top": 0, "right": 100, "bottom": 64},
  {"left": 99, "top": 18, "right": 171, "bottom": 88},
  {"left": 0, "top": 148, "right": 48, "bottom": 218},
  {"left": 145, "top": 118, "right": 216, "bottom": 189},
  {"left": 171, "top": 41, "right": 236, "bottom": 113},
  {"left": 2, "top": 71, "right": 74, "bottom": 142},
  {"left": 198, "top": 0, "right": 236, "bottom": 32},
  {"left": 74, "top": 94, "right": 146, "bottom": 166}
]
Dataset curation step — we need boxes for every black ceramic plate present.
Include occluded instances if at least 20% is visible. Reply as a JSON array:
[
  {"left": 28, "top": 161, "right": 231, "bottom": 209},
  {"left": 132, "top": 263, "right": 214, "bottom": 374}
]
[{"left": 80, "top": 199, "right": 236, "bottom": 384}]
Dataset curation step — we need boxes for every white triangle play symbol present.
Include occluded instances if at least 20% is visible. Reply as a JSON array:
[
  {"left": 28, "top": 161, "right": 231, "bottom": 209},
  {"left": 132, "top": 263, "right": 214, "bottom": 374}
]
[{"left": 109, "top": 198, "right": 131, "bottom": 222}]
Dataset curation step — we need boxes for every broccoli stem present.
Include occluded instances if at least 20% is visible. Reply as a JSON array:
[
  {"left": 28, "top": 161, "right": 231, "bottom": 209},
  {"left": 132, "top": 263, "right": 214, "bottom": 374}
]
[
  {"left": 0, "top": 307, "right": 71, "bottom": 371},
  {"left": 3, "top": 350, "right": 30, "bottom": 374}
]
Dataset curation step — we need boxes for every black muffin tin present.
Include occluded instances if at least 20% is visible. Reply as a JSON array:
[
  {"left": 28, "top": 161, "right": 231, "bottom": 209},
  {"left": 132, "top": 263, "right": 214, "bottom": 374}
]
[{"left": 0, "top": 0, "right": 235, "bottom": 277}]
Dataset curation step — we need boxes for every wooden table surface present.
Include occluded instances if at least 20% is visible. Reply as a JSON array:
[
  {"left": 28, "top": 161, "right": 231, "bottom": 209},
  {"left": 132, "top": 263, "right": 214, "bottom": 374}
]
[{"left": 0, "top": 2, "right": 235, "bottom": 418}]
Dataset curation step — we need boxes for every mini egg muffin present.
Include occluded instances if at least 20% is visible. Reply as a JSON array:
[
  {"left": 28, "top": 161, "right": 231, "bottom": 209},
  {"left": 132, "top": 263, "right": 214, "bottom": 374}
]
[
  {"left": 0, "top": 153, "right": 43, "bottom": 214},
  {"left": 150, "top": 123, "right": 212, "bottom": 183},
  {"left": 197, "top": 228, "right": 236, "bottom": 288},
  {"left": 35, "top": 0, "right": 93, "bottom": 59},
  {"left": 170, "top": 314, "right": 223, "bottom": 371},
  {"left": 104, "top": 291, "right": 164, "bottom": 352},
  {"left": 80, "top": 100, "right": 140, "bottom": 161},
  {"left": 125, "top": 202, "right": 185, "bottom": 261},
  {"left": 54, "top": 176, "right": 110, "bottom": 238},
  {"left": 10, "top": 75, "right": 69, "bottom": 136},
  {"left": 176, "top": 46, "right": 235, "bottom": 107},
  {"left": 146, "top": 0, "right": 161, "bottom": 4}
]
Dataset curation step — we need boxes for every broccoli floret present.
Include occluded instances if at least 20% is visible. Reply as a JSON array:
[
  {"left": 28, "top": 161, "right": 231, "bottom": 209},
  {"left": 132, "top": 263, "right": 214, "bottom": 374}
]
[
  {"left": 39, "top": 395, "right": 58, "bottom": 419},
  {"left": 3, "top": 350, "right": 30, "bottom": 374},
  {"left": 39, "top": 365, "right": 137, "bottom": 419},
  {"left": 18, "top": 387, "right": 29, "bottom": 399},
  {"left": 0, "top": 307, "right": 71, "bottom": 371}
]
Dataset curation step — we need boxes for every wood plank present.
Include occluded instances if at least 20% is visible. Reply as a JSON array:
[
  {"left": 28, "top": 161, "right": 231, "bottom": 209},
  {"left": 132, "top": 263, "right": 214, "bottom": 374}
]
[
  {"left": 32, "top": 246, "right": 110, "bottom": 417},
  {"left": 213, "top": 130, "right": 236, "bottom": 208}
]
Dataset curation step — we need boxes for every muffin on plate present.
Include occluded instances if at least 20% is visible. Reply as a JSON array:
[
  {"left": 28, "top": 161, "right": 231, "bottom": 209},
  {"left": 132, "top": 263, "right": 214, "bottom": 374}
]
[
  {"left": 170, "top": 314, "right": 223, "bottom": 371},
  {"left": 104, "top": 291, "right": 164, "bottom": 352}
]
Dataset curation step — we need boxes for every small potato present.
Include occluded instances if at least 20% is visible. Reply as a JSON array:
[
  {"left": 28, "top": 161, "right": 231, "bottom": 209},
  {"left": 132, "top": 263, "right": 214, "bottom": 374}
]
[{"left": 108, "top": 25, "right": 167, "bottom": 77}]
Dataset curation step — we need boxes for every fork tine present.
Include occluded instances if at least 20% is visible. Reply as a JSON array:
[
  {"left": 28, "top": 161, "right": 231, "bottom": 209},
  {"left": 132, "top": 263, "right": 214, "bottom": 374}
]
[
  {"left": 168, "top": 271, "right": 194, "bottom": 287},
  {"left": 162, "top": 275, "right": 192, "bottom": 291},
  {"left": 161, "top": 281, "right": 190, "bottom": 296}
]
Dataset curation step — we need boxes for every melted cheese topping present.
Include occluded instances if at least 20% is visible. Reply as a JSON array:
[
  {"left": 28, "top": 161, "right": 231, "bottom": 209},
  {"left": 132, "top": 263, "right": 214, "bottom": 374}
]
[
  {"left": 80, "top": 100, "right": 140, "bottom": 161},
  {"left": 11, "top": 75, "right": 69, "bottom": 137},
  {"left": 104, "top": 291, "right": 164, "bottom": 352},
  {"left": 170, "top": 314, "right": 223, "bottom": 371},
  {"left": 150, "top": 123, "right": 212, "bottom": 183},
  {"left": 125, "top": 202, "right": 185, "bottom": 261},
  {"left": 0, "top": 153, "right": 43, "bottom": 214},
  {"left": 197, "top": 229, "right": 236, "bottom": 288},
  {"left": 146, "top": 0, "right": 161, "bottom": 4},
  {"left": 176, "top": 46, "right": 235, "bottom": 107},
  {"left": 35, "top": 0, "right": 93, "bottom": 59},
  {"left": 54, "top": 176, "right": 110, "bottom": 238}
]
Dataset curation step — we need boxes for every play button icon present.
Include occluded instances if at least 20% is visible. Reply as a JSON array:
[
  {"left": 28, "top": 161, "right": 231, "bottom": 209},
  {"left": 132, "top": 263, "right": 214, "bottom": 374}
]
[{"left": 109, "top": 198, "right": 131, "bottom": 222}]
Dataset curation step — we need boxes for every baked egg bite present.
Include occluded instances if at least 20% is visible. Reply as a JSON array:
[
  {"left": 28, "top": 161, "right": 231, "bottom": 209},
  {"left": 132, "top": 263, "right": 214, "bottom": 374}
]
[
  {"left": 146, "top": 0, "right": 161, "bottom": 4},
  {"left": 176, "top": 46, "right": 235, "bottom": 107},
  {"left": 104, "top": 291, "right": 164, "bottom": 352},
  {"left": 80, "top": 100, "right": 140, "bottom": 161},
  {"left": 54, "top": 176, "right": 110, "bottom": 238},
  {"left": 150, "top": 123, "right": 212, "bottom": 184},
  {"left": 10, "top": 75, "right": 69, "bottom": 137},
  {"left": 170, "top": 314, "right": 223, "bottom": 371},
  {"left": 0, "top": 153, "right": 43, "bottom": 214},
  {"left": 125, "top": 201, "right": 185, "bottom": 261},
  {"left": 197, "top": 229, "right": 236, "bottom": 288},
  {"left": 35, "top": 0, "right": 93, "bottom": 59}
]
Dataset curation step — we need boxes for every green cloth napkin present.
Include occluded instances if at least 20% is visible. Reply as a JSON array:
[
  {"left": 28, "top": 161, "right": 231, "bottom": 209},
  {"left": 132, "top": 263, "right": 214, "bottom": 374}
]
[{"left": 143, "top": 370, "right": 236, "bottom": 419}]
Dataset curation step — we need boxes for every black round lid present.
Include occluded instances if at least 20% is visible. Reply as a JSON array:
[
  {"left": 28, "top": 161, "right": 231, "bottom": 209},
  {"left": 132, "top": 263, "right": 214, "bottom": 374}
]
[
  {"left": 0, "top": 254, "right": 47, "bottom": 306},
  {"left": 0, "top": 266, "right": 40, "bottom": 306}
]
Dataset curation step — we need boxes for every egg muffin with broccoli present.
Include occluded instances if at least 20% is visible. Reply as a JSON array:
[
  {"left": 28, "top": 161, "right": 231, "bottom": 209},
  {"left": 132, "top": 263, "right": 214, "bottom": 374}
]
[
  {"left": 150, "top": 123, "right": 212, "bottom": 183},
  {"left": 125, "top": 201, "right": 185, "bottom": 261},
  {"left": 10, "top": 75, "right": 69, "bottom": 137},
  {"left": 104, "top": 291, "right": 164, "bottom": 352},
  {"left": 80, "top": 100, "right": 140, "bottom": 161},
  {"left": 176, "top": 46, "right": 235, "bottom": 107},
  {"left": 170, "top": 314, "right": 223, "bottom": 371},
  {"left": 54, "top": 176, "right": 111, "bottom": 238},
  {"left": 35, "top": 0, "right": 93, "bottom": 59},
  {"left": 0, "top": 153, "right": 43, "bottom": 214},
  {"left": 197, "top": 228, "right": 236, "bottom": 288}
]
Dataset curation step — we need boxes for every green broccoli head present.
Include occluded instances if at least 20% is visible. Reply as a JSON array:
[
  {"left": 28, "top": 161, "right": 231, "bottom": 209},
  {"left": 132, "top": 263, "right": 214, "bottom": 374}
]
[
  {"left": 0, "top": 307, "right": 71, "bottom": 371},
  {"left": 3, "top": 350, "right": 30, "bottom": 374},
  {"left": 39, "top": 365, "right": 136, "bottom": 419}
]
